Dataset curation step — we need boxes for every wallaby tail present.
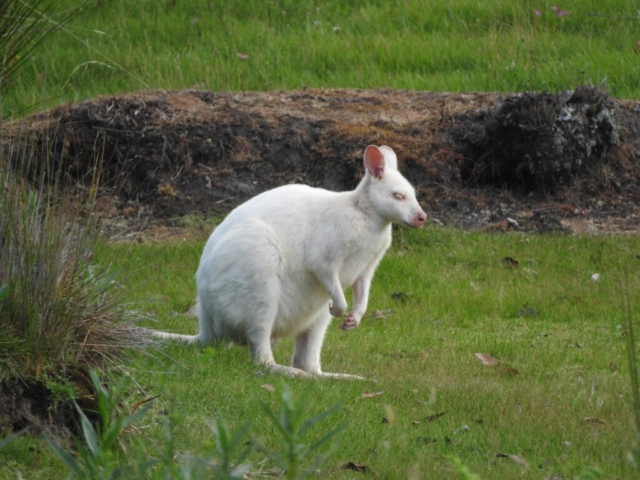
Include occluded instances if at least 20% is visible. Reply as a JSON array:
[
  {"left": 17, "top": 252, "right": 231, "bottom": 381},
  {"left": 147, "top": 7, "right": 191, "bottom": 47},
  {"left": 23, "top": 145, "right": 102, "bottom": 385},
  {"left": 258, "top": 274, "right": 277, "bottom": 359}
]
[
  {"left": 151, "top": 330, "right": 201, "bottom": 344},
  {"left": 151, "top": 298, "right": 212, "bottom": 345}
]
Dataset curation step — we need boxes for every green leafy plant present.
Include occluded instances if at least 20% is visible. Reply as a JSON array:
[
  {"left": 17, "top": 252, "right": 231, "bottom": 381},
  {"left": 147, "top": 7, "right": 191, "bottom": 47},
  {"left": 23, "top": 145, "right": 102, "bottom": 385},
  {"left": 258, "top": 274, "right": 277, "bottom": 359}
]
[
  {"left": 205, "top": 416, "right": 252, "bottom": 479},
  {"left": 450, "top": 456, "right": 482, "bottom": 480},
  {"left": 167, "top": 415, "right": 253, "bottom": 480},
  {"left": 255, "top": 385, "right": 344, "bottom": 480},
  {"left": 43, "top": 369, "right": 255, "bottom": 480},
  {"left": 44, "top": 370, "right": 156, "bottom": 480}
]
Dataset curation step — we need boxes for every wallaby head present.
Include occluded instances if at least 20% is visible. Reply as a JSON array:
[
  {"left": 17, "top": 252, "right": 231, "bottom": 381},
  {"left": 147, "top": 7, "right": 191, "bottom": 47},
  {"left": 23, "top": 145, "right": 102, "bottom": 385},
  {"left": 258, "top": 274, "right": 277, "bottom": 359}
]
[{"left": 362, "top": 145, "right": 427, "bottom": 228}]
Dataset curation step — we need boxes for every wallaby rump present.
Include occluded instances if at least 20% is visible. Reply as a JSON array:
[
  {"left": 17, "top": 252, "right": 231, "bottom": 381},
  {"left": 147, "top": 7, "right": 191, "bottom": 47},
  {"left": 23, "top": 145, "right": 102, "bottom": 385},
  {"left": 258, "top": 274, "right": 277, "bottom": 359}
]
[{"left": 154, "top": 145, "right": 426, "bottom": 379}]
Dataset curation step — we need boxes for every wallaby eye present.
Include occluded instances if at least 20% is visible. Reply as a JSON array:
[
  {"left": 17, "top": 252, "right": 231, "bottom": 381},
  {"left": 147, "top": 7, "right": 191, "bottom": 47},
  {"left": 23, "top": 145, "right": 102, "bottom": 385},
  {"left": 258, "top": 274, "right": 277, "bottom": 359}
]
[{"left": 393, "top": 192, "right": 405, "bottom": 201}]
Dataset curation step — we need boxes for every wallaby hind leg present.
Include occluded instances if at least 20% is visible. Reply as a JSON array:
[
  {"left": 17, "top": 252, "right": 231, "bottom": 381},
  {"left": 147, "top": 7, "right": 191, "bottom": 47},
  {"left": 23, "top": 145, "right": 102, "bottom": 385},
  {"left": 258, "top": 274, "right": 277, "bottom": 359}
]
[
  {"left": 250, "top": 330, "right": 315, "bottom": 379},
  {"left": 245, "top": 288, "right": 278, "bottom": 366},
  {"left": 243, "top": 277, "right": 315, "bottom": 379},
  {"left": 293, "top": 311, "right": 365, "bottom": 381}
]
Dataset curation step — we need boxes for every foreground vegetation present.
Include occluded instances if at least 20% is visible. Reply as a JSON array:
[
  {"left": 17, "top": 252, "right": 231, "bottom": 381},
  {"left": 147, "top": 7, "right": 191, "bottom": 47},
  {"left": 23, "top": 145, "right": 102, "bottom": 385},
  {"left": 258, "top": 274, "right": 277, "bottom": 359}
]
[
  {"left": 2, "top": 227, "right": 639, "bottom": 478},
  {"left": 4, "top": 0, "right": 640, "bottom": 116},
  {"left": 0, "top": 0, "right": 153, "bottom": 455},
  {"left": 0, "top": 158, "right": 154, "bottom": 383}
]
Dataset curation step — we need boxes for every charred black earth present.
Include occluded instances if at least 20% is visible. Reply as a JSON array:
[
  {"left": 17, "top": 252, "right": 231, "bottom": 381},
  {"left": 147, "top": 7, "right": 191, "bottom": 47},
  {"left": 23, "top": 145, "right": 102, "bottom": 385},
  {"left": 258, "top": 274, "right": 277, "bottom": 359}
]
[{"left": 4, "top": 86, "right": 639, "bottom": 236}]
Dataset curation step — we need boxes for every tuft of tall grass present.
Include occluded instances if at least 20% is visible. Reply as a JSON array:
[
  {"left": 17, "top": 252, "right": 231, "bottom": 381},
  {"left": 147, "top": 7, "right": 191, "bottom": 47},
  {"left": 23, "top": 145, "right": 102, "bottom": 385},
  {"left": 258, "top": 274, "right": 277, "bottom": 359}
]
[
  {"left": 0, "top": 137, "right": 154, "bottom": 382},
  {"left": 0, "top": 0, "right": 153, "bottom": 386},
  {"left": 0, "top": 0, "right": 79, "bottom": 110}
]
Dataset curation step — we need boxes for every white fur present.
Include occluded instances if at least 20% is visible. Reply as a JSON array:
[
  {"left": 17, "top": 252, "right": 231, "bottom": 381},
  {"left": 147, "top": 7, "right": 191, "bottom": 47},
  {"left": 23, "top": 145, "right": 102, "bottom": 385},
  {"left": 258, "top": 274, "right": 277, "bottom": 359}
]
[{"left": 154, "top": 145, "right": 426, "bottom": 379}]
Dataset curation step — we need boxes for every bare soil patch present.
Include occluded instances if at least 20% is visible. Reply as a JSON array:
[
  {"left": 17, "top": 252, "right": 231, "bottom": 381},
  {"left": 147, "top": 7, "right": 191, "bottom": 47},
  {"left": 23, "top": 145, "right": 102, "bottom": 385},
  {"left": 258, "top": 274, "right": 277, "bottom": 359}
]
[
  {"left": 0, "top": 371, "right": 99, "bottom": 442},
  {"left": 4, "top": 87, "right": 640, "bottom": 237}
]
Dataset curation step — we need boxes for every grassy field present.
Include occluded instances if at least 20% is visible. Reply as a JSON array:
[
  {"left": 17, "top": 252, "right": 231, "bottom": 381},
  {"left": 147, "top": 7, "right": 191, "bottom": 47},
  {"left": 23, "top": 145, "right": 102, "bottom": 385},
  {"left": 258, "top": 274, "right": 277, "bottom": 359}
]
[
  {"left": 4, "top": 0, "right": 640, "bottom": 117},
  {"left": 2, "top": 227, "right": 640, "bottom": 478},
  {"left": 2, "top": 0, "right": 640, "bottom": 479}
]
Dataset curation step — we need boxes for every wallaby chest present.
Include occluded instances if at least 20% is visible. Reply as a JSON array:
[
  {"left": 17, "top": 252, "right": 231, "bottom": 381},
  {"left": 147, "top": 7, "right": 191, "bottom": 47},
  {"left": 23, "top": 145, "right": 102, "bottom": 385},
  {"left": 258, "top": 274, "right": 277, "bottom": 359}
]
[{"left": 336, "top": 225, "right": 392, "bottom": 287}]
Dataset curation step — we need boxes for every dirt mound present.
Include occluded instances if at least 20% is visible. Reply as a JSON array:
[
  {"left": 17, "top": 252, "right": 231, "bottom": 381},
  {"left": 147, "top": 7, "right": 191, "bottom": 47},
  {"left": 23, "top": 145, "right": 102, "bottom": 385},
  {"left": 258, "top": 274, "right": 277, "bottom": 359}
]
[{"left": 4, "top": 87, "right": 640, "bottom": 236}]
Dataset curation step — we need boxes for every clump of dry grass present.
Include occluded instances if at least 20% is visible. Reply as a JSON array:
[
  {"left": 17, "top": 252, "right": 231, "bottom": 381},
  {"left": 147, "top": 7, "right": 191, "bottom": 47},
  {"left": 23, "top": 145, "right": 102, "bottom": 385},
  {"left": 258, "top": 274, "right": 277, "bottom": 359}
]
[
  {"left": 0, "top": 130, "right": 158, "bottom": 440},
  {"left": 0, "top": 0, "right": 156, "bottom": 441},
  {"left": 0, "top": 0, "right": 153, "bottom": 384},
  {"left": 0, "top": 140, "right": 155, "bottom": 382}
]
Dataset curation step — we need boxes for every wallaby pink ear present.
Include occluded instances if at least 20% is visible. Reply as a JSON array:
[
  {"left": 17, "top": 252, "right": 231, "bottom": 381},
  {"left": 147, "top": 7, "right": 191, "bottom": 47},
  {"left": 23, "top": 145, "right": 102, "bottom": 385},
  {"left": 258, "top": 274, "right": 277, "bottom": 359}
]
[
  {"left": 378, "top": 145, "right": 398, "bottom": 170},
  {"left": 363, "top": 145, "right": 385, "bottom": 180}
]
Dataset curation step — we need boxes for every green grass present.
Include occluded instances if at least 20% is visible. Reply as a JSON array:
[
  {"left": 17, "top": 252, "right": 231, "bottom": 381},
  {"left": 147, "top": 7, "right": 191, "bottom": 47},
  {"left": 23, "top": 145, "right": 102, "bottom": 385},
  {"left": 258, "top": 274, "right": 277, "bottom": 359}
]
[
  {"left": 3, "top": 227, "right": 638, "bottom": 479},
  {"left": 3, "top": 1, "right": 640, "bottom": 478},
  {"left": 4, "top": 0, "right": 640, "bottom": 117}
]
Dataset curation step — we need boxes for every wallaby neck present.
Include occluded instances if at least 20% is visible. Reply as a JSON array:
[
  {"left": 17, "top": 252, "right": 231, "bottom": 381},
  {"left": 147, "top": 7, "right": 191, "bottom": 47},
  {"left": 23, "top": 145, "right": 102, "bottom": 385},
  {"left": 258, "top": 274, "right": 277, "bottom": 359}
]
[{"left": 351, "top": 175, "right": 392, "bottom": 232}]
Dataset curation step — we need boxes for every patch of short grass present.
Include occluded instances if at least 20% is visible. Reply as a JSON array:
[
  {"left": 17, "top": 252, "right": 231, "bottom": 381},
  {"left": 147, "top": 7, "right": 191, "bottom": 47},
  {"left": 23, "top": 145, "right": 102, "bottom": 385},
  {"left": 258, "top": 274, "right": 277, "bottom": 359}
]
[
  {"left": 5, "top": 0, "right": 640, "bottom": 116},
  {"left": 5, "top": 227, "right": 637, "bottom": 479}
]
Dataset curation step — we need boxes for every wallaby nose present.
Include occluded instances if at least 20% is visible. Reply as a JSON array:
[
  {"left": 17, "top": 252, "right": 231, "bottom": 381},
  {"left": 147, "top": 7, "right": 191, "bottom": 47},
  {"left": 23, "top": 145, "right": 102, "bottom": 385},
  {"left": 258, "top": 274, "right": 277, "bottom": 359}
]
[{"left": 413, "top": 210, "right": 427, "bottom": 228}]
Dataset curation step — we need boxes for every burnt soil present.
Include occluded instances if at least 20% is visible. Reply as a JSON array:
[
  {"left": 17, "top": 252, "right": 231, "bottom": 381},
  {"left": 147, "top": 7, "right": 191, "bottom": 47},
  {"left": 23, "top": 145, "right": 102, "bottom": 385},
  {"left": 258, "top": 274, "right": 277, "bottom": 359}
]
[
  {"left": 4, "top": 86, "right": 640, "bottom": 238},
  {"left": 0, "top": 370, "right": 99, "bottom": 443}
]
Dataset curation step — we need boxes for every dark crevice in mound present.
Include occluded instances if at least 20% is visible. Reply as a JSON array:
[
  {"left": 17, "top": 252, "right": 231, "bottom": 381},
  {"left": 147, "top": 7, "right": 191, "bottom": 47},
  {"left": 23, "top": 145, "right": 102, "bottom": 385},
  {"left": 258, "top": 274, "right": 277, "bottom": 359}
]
[{"left": 448, "top": 86, "right": 621, "bottom": 192}]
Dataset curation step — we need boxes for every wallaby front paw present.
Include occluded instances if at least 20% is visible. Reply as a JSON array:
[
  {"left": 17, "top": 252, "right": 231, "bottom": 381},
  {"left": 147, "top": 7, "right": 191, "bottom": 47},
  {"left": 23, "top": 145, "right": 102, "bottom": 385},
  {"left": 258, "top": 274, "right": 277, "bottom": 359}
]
[{"left": 340, "top": 312, "right": 359, "bottom": 331}]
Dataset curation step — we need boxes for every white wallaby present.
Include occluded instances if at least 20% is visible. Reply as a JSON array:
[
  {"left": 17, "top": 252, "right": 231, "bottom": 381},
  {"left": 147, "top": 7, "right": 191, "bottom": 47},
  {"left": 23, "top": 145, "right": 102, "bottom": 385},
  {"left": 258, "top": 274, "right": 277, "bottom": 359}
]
[{"left": 154, "top": 145, "right": 426, "bottom": 379}]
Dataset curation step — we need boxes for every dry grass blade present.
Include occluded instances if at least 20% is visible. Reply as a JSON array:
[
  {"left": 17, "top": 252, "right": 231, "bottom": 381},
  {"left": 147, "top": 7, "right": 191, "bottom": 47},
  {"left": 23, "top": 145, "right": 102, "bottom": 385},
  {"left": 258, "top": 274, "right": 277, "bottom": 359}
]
[
  {"left": 497, "top": 453, "right": 529, "bottom": 467},
  {"left": 131, "top": 394, "right": 161, "bottom": 414},
  {"left": 361, "top": 391, "right": 385, "bottom": 399},
  {"left": 0, "top": 0, "right": 80, "bottom": 95}
]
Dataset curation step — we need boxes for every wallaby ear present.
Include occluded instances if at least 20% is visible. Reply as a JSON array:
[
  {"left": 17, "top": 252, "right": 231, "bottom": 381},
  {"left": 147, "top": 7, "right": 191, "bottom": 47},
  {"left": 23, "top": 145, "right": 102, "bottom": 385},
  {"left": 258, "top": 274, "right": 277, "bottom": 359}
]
[
  {"left": 363, "top": 145, "right": 385, "bottom": 180},
  {"left": 378, "top": 145, "right": 398, "bottom": 170}
]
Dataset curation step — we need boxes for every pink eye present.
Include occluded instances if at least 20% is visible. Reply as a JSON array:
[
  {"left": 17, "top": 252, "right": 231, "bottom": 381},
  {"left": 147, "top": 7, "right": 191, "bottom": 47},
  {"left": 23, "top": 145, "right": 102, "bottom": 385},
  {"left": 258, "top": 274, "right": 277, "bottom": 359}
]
[{"left": 393, "top": 192, "right": 405, "bottom": 201}]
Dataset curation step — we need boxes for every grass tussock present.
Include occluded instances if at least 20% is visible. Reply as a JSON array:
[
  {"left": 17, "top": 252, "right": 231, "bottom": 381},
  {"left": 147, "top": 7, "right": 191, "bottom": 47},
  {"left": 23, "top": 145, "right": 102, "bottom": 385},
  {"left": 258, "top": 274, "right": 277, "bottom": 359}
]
[
  {"left": 0, "top": 0, "right": 154, "bottom": 448},
  {"left": 0, "top": 138, "right": 154, "bottom": 382},
  {"left": 0, "top": 4, "right": 147, "bottom": 375}
]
